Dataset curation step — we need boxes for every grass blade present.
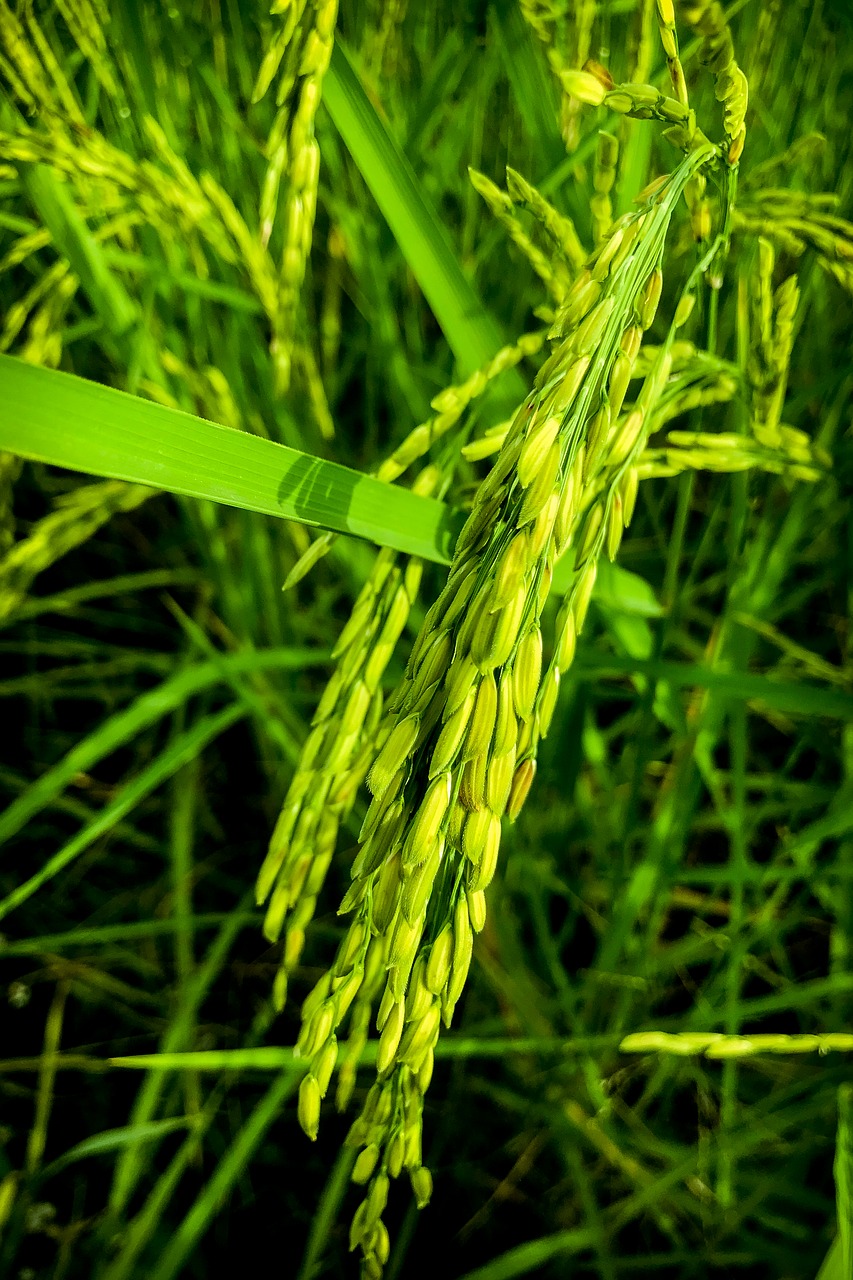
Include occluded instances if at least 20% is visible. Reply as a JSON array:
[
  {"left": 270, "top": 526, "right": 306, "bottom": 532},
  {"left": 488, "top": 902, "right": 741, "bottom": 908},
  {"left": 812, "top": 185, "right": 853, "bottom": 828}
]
[
  {"left": 39, "top": 1118, "right": 196, "bottom": 1181},
  {"left": 835, "top": 1086, "right": 853, "bottom": 1278},
  {"left": 0, "top": 703, "right": 245, "bottom": 922},
  {"left": 0, "top": 649, "right": 323, "bottom": 851},
  {"left": 0, "top": 914, "right": 256, "bottom": 955},
  {"left": 146, "top": 1069, "right": 299, "bottom": 1280},
  {"left": 107, "top": 894, "right": 256, "bottom": 1220},
  {"left": 324, "top": 42, "right": 525, "bottom": 390}
]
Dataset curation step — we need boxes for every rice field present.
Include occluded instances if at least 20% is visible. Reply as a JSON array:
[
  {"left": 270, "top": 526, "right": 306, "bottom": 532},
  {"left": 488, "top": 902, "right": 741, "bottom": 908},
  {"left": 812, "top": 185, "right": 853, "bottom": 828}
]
[{"left": 1, "top": 3, "right": 852, "bottom": 1278}]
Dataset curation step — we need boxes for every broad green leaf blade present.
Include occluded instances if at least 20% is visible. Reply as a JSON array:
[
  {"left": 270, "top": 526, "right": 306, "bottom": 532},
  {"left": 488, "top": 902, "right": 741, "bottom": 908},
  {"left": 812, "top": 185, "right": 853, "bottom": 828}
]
[
  {"left": 0, "top": 355, "right": 463, "bottom": 562},
  {"left": 324, "top": 42, "right": 526, "bottom": 391}
]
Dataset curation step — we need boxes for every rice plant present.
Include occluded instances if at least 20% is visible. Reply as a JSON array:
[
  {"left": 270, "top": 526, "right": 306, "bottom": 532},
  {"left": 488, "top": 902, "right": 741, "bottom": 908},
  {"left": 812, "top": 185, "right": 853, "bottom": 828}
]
[{"left": 0, "top": 2, "right": 851, "bottom": 1278}]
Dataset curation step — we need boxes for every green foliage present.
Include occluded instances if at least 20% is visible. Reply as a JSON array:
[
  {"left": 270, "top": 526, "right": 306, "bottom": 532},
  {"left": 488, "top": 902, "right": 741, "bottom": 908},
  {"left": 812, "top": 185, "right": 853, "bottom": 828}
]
[{"left": 0, "top": 2, "right": 851, "bottom": 1279}]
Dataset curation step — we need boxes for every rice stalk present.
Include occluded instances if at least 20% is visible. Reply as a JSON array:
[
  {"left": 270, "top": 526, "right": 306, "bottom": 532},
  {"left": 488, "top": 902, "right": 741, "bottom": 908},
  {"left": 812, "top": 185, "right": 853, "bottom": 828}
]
[{"left": 259, "top": 9, "right": 783, "bottom": 1265}]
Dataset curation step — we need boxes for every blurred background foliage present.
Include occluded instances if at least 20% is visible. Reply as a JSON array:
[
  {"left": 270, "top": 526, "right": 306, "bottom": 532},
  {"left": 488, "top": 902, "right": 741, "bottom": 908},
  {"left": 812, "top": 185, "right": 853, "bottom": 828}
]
[{"left": 1, "top": 1, "right": 853, "bottom": 1278}]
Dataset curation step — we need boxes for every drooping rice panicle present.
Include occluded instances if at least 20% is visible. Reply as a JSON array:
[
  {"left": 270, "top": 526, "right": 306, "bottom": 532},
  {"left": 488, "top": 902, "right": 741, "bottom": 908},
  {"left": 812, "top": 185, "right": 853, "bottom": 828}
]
[
  {"left": 376, "top": 329, "right": 549, "bottom": 485},
  {"left": 560, "top": 68, "right": 709, "bottom": 150},
  {"left": 743, "top": 0, "right": 781, "bottom": 100},
  {"left": 2, "top": 1, "right": 851, "bottom": 1273},
  {"left": 256, "top": 488, "right": 429, "bottom": 1012},
  {"left": 153, "top": 351, "right": 244, "bottom": 430},
  {"left": 628, "top": 254, "right": 829, "bottom": 486},
  {"left": 746, "top": 238, "right": 798, "bottom": 451},
  {"left": 291, "top": 142, "right": 716, "bottom": 1276},
  {"left": 563, "top": 0, "right": 598, "bottom": 149},
  {"left": 294, "top": 341, "right": 337, "bottom": 441},
  {"left": 679, "top": 0, "right": 748, "bottom": 165},
  {"left": 361, "top": 0, "right": 407, "bottom": 81},
  {"left": 258, "top": 322, "right": 551, "bottom": 1006},
  {"left": 253, "top": 1, "right": 339, "bottom": 391},
  {"left": 0, "top": 123, "right": 272, "bottom": 308},
  {"left": 655, "top": 0, "right": 689, "bottom": 109},
  {"left": 742, "top": 133, "right": 826, "bottom": 191},
  {"left": 621, "top": 1031, "right": 853, "bottom": 1057},
  {"left": 518, "top": 0, "right": 598, "bottom": 149},
  {"left": 643, "top": 427, "right": 830, "bottom": 485},
  {"left": 271, "top": 6, "right": 839, "bottom": 1267},
  {"left": 52, "top": 0, "right": 120, "bottom": 99},
  {"left": 0, "top": 9, "right": 299, "bottom": 369},
  {"left": 733, "top": 190, "right": 853, "bottom": 295},
  {"left": 561, "top": 59, "right": 714, "bottom": 245},
  {"left": 0, "top": 0, "right": 85, "bottom": 126},
  {"left": 320, "top": 223, "right": 346, "bottom": 376}
]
